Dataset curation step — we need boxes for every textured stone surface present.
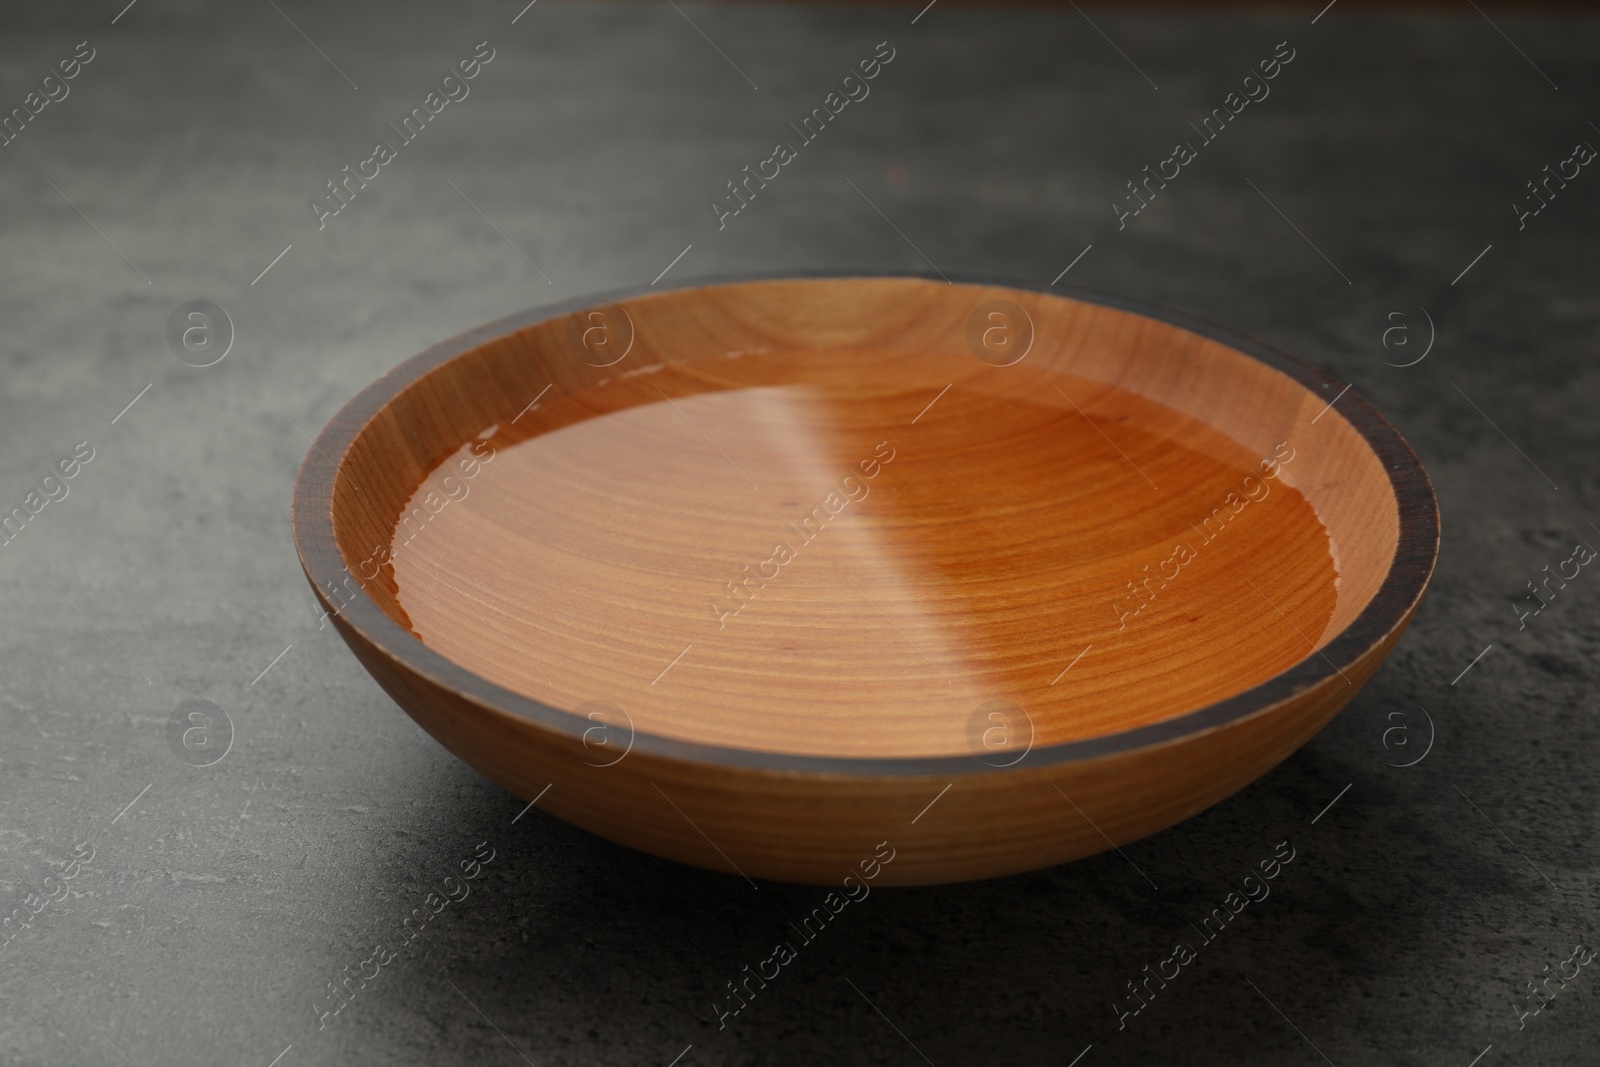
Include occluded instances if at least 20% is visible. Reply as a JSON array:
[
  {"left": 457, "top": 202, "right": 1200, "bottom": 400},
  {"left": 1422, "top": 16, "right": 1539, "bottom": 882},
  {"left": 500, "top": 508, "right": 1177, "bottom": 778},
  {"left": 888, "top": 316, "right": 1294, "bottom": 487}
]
[{"left": 0, "top": 2, "right": 1596, "bottom": 1065}]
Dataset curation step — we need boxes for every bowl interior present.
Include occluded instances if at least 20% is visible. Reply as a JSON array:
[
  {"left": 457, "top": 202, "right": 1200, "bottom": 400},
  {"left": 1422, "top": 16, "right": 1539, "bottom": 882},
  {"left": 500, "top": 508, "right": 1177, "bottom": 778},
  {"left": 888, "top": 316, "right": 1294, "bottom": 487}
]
[{"left": 325, "top": 278, "right": 1398, "bottom": 759}]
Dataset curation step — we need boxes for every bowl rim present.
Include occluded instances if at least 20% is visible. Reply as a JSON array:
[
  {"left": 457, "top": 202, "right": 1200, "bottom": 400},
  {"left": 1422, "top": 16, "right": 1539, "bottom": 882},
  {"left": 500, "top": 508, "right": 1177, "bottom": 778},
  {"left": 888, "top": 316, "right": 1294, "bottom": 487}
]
[{"left": 291, "top": 271, "right": 1440, "bottom": 776}]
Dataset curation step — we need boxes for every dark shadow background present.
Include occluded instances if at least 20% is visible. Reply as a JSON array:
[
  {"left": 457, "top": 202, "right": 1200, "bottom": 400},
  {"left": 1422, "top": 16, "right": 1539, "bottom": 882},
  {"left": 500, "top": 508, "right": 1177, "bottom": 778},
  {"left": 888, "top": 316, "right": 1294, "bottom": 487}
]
[{"left": 0, "top": 1, "right": 1596, "bottom": 1064}]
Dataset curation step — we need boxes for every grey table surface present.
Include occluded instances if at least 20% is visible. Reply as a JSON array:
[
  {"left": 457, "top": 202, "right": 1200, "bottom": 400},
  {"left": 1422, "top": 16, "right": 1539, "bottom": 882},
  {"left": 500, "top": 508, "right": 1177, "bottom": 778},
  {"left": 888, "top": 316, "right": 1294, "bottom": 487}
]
[{"left": 2, "top": 1, "right": 1598, "bottom": 1064}]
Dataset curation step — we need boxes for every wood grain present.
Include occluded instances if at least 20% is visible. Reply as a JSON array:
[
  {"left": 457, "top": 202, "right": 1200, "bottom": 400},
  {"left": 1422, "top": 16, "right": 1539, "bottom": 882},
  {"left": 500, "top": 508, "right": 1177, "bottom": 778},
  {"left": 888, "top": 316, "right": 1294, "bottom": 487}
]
[{"left": 293, "top": 275, "right": 1438, "bottom": 885}]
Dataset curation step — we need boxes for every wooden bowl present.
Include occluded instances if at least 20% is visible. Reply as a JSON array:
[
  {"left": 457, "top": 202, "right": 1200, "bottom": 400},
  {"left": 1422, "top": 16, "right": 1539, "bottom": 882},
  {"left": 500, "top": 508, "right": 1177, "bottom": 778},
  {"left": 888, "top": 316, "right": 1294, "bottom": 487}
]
[{"left": 292, "top": 274, "right": 1437, "bottom": 885}]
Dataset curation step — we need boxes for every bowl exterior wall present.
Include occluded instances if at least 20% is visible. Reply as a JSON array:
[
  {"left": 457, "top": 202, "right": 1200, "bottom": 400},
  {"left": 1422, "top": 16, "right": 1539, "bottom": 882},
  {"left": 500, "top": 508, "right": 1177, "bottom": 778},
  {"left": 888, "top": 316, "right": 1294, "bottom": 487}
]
[{"left": 317, "top": 578, "right": 1413, "bottom": 886}]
